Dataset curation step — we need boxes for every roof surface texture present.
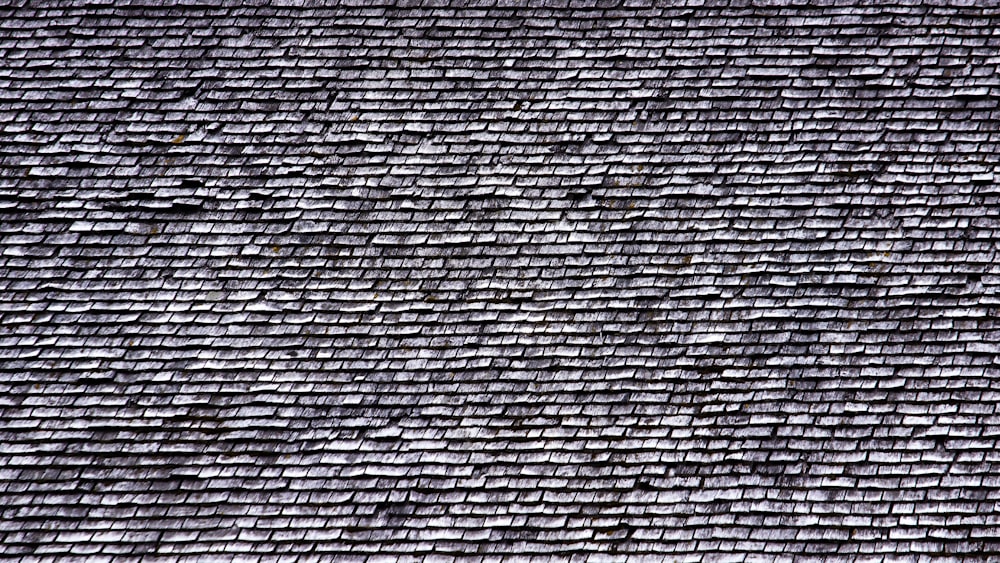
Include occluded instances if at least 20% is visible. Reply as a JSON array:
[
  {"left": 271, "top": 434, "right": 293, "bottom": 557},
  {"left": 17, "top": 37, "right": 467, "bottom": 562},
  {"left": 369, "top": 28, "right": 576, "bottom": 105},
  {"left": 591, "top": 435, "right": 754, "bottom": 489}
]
[{"left": 4, "top": 1, "right": 1000, "bottom": 561}]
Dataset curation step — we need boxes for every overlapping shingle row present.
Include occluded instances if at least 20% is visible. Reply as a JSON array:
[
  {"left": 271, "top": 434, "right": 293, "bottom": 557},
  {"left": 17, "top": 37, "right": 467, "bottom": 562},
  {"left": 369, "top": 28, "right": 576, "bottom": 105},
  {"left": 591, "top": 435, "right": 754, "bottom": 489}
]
[{"left": 3, "top": 1, "right": 1000, "bottom": 560}]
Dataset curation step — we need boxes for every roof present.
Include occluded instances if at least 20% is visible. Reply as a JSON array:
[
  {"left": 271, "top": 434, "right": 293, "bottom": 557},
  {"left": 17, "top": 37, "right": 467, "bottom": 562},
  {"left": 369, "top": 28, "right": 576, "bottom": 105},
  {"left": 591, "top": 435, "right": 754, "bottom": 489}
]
[{"left": 4, "top": 0, "right": 1000, "bottom": 560}]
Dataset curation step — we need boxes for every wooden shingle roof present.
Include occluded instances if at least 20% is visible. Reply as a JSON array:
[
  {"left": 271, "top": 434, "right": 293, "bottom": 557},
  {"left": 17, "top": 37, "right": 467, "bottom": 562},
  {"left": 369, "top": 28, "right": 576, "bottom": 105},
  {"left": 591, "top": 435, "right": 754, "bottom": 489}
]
[{"left": 4, "top": 1, "right": 1000, "bottom": 560}]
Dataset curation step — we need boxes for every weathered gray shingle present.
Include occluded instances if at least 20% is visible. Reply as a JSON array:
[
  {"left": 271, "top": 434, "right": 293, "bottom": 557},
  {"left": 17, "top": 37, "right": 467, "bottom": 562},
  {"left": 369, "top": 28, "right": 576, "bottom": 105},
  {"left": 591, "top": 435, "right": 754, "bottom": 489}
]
[{"left": 4, "top": 0, "right": 1000, "bottom": 560}]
